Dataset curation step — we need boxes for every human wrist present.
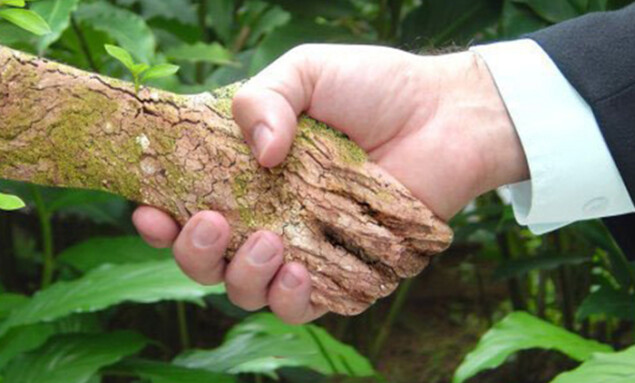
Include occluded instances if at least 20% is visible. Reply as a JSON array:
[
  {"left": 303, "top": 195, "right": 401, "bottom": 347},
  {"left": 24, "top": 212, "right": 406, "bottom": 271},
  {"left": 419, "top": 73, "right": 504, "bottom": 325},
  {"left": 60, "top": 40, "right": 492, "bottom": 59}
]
[{"left": 443, "top": 51, "right": 530, "bottom": 194}]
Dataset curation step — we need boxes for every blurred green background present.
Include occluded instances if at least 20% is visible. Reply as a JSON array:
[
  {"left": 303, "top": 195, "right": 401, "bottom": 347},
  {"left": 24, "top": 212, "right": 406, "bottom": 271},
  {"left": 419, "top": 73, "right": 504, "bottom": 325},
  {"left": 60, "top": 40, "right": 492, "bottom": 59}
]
[{"left": 1, "top": 0, "right": 635, "bottom": 382}]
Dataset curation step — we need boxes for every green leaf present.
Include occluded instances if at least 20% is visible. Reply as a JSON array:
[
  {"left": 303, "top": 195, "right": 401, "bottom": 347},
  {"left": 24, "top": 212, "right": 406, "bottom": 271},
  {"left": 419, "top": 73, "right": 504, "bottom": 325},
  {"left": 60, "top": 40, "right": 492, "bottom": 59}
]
[
  {"left": 75, "top": 2, "right": 155, "bottom": 63},
  {"left": 138, "top": 0, "right": 197, "bottom": 25},
  {"left": 401, "top": 0, "right": 500, "bottom": 47},
  {"left": 265, "top": 0, "right": 355, "bottom": 18},
  {"left": 3, "top": 331, "right": 146, "bottom": 383},
  {"left": 104, "top": 43, "right": 135, "bottom": 71},
  {"left": 58, "top": 236, "right": 172, "bottom": 273},
  {"left": 551, "top": 345, "right": 635, "bottom": 383},
  {"left": 0, "top": 324, "right": 55, "bottom": 371},
  {"left": 514, "top": 0, "right": 581, "bottom": 23},
  {"left": 244, "top": 5, "right": 290, "bottom": 47},
  {"left": 31, "top": 0, "right": 80, "bottom": 53},
  {"left": 165, "top": 42, "right": 235, "bottom": 65},
  {"left": 0, "top": 193, "right": 25, "bottom": 211},
  {"left": 576, "top": 286, "right": 635, "bottom": 321},
  {"left": 142, "top": 63, "right": 179, "bottom": 81},
  {"left": 453, "top": 312, "right": 613, "bottom": 383},
  {"left": 0, "top": 294, "right": 28, "bottom": 320},
  {"left": 500, "top": 1, "right": 549, "bottom": 38},
  {"left": 250, "top": 19, "right": 354, "bottom": 75},
  {"left": 176, "top": 313, "right": 375, "bottom": 377},
  {"left": 493, "top": 253, "right": 590, "bottom": 280},
  {"left": 131, "top": 62, "right": 150, "bottom": 77},
  {"left": 1, "top": 0, "right": 26, "bottom": 7},
  {"left": 209, "top": 49, "right": 252, "bottom": 87},
  {"left": 206, "top": 0, "right": 234, "bottom": 43},
  {"left": 0, "top": 8, "right": 51, "bottom": 35},
  {"left": 0, "top": 259, "right": 225, "bottom": 337},
  {"left": 0, "top": 314, "right": 101, "bottom": 371},
  {"left": 0, "top": 181, "right": 131, "bottom": 227},
  {"left": 112, "top": 359, "right": 238, "bottom": 383},
  {"left": 571, "top": 220, "right": 635, "bottom": 289}
]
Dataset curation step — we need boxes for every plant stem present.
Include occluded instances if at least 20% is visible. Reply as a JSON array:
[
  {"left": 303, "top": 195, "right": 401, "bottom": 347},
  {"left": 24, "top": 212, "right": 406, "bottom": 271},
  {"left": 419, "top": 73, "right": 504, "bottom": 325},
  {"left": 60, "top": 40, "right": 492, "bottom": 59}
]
[
  {"left": 370, "top": 277, "right": 414, "bottom": 360},
  {"left": 497, "top": 232, "right": 526, "bottom": 311},
  {"left": 32, "top": 187, "right": 54, "bottom": 288},
  {"left": 176, "top": 302, "right": 191, "bottom": 350},
  {"left": 387, "top": 0, "right": 403, "bottom": 41},
  {"left": 196, "top": 0, "right": 209, "bottom": 84}
]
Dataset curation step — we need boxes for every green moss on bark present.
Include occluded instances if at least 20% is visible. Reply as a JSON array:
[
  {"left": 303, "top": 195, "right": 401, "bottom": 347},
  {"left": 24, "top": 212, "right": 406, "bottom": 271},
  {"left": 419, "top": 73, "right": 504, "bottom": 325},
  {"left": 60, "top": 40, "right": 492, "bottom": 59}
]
[{"left": 297, "top": 116, "right": 367, "bottom": 165}]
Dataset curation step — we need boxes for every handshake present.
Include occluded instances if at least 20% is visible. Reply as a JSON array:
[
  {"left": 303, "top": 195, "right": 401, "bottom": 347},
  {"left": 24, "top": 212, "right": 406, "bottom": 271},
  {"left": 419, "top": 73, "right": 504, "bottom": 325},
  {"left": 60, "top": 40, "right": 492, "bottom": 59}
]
[{"left": 132, "top": 44, "right": 528, "bottom": 323}]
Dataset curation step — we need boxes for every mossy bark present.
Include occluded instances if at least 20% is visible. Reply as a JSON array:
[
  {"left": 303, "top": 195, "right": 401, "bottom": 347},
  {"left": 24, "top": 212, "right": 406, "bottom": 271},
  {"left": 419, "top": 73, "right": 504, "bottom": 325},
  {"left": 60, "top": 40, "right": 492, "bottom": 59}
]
[{"left": 0, "top": 45, "right": 452, "bottom": 315}]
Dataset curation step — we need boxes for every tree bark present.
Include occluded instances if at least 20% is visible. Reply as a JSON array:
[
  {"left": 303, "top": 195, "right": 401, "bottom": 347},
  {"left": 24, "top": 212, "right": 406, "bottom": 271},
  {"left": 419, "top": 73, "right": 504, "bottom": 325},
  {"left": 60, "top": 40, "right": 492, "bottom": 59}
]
[{"left": 0, "top": 45, "right": 452, "bottom": 315}]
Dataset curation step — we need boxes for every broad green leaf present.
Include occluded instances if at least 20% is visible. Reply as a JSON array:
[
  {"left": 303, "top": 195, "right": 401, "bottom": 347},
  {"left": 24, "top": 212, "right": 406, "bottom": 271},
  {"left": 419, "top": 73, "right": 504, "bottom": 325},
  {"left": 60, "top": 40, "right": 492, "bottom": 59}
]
[
  {"left": 209, "top": 49, "right": 253, "bottom": 86},
  {"left": 206, "top": 0, "right": 234, "bottom": 43},
  {"left": 3, "top": 331, "right": 146, "bottom": 383},
  {"left": 112, "top": 359, "right": 238, "bottom": 383},
  {"left": 176, "top": 313, "right": 375, "bottom": 377},
  {"left": 500, "top": 1, "right": 549, "bottom": 38},
  {"left": 401, "top": 0, "right": 500, "bottom": 47},
  {"left": 142, "top": 63, "right": 179, "bottom": 81},
  {"left": 0, "top": 314, "right": 101, "bottom": 371},
  {"left": 576, "top": 286, "right": 635, "bottom": 321},
  {"left": 551, "top": 345, "right": 635, "bottom": 383},
  {"left": 453, "top": 312, "right": 613, "bottom": 383},
  {"left": 0, "top": 294, "right": 28, "bottom": 320},
  {"left": 104, "top": 43, "right": 135, "bottom": 71},
  {"left": 265, "top": 0, "right": 356, "bottom": 18},
  {"left": 58, "top": 236, "right": 171, "bottom": 273},
  {"left": 165, "top": 42, "right": 235, "bottom": 65},
  {"left": 139, "top": 0, "right": 196, "bottom": 25},
  {"left": 32, "top": 0, "right": 80, "bottom": 53},
  {"left": 1, "top": 0, "right": 26, "bottom": 7},
  {"left": 0, "top": 8, "right": 51, "bottom": 35},
  {"left": 493, "top": 253, "right": 590, "bottom": 280},
  {"left": 0, "top": 21, "right": 32, "bottom": 45},
  {"left": 244, "top": 5, "right": 290, "bottom": 47},
  {"left": 250, "top": 19, "right": 354, "bottom": 75},
  {"left": 0, "top": 193, "right": 25, "bottom": 211},
  {"left": 75, "top": 2, "right": 155, "bottom": 63},
  {"left": 0, "top": 181, "right": 131, "bottom": 227},
  {"left": 0, "top": 324, "right": 55, "bottom": 371},
  {"left": 514, "top": 0, "right": 581, "bottom": 23},
  {"left": 0, "top": 259, "right": 225, "bottom": 337}
]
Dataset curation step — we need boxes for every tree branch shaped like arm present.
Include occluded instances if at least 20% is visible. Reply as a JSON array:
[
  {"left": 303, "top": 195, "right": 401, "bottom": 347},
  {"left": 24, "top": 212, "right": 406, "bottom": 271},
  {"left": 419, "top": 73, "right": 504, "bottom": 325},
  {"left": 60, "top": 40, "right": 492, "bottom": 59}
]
[{"left": 0, "top": 45, "right": 452, "bottom": 315}]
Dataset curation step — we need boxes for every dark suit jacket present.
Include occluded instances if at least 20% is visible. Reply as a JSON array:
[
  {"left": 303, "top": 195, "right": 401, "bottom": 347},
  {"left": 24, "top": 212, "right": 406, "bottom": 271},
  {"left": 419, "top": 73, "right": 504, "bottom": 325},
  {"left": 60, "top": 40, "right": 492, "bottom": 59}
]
[{"left": 527, "top": 4, "right": 635, "bottom": 259}]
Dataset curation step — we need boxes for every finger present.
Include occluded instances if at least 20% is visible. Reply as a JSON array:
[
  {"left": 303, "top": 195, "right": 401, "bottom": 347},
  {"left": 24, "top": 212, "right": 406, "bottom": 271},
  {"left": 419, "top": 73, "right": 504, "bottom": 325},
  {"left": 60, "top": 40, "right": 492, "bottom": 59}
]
[
  {"left": 268, "top": 262, "right": 328, "bottom": 324},
  {"left": 172, "top": 211, "right": 231, "bottom": 285},
  {"left": 232, "top": 46, "right": 317, "bottom": 168},
  {"left": 132, "top": 206, "right": 180, "bottom": 248},
  {"left": 225, "top": 231, "right": 284, "bottom": 311}
]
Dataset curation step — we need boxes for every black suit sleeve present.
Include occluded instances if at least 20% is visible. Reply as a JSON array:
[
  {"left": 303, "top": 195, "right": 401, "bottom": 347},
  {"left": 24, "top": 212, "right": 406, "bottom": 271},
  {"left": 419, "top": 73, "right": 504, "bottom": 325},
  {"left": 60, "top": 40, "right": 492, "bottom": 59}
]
[{"left": 527, "top": 4, "right": 635, "bottom": 259}]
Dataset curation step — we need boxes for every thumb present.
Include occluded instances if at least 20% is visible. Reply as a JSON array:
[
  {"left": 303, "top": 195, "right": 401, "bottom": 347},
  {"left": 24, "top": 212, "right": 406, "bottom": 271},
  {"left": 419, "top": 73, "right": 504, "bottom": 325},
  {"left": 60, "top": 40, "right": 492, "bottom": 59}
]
[{"left": 232, "top": 46, "right": 316, "bottom": 168}]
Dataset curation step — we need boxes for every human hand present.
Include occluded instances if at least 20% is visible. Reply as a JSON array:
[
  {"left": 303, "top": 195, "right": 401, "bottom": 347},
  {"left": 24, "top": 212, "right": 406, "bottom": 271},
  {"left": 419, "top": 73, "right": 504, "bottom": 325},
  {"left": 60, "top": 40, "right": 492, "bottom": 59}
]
[{"left": 133, "top": 44, "right": 529, "bottom": 323}]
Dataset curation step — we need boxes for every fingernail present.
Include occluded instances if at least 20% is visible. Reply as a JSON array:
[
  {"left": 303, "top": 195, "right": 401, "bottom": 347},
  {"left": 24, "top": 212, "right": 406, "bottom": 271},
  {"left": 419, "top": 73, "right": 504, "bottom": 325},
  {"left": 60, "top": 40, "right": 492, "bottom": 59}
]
[
  {"left": 192, "top": 219, "right": 221, "bottom": 249},
  {"left": 281, "top": 269, "right": 301, "bottom": 289},
  {"left": 248, "top": 235, "right": 278, "bottom": 265},
  {"left": 252, "top": 123, "right": 273, "bottom": 161}
]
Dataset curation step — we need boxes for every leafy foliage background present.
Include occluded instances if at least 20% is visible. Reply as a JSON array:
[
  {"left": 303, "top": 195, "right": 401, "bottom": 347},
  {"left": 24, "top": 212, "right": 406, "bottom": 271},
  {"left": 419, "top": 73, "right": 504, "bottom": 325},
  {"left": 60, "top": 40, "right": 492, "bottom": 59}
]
[{"left": 1, "top": 0, "right": 635, "bottom": 382}]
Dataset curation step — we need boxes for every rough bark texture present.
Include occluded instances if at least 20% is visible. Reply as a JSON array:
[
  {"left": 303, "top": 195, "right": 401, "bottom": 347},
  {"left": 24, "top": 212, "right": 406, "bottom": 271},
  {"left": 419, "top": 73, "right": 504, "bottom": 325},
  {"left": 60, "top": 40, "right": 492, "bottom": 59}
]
[{"left": 0, "top": 45, "right": 453, "bottom": 315}]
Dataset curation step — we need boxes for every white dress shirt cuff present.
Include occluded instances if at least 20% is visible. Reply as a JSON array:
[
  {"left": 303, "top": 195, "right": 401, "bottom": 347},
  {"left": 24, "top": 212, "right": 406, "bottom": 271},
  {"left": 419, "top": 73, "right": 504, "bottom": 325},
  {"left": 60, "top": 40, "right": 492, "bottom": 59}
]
[{"left": 470, "top": 39, "right": 635, "bottom": 235}]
